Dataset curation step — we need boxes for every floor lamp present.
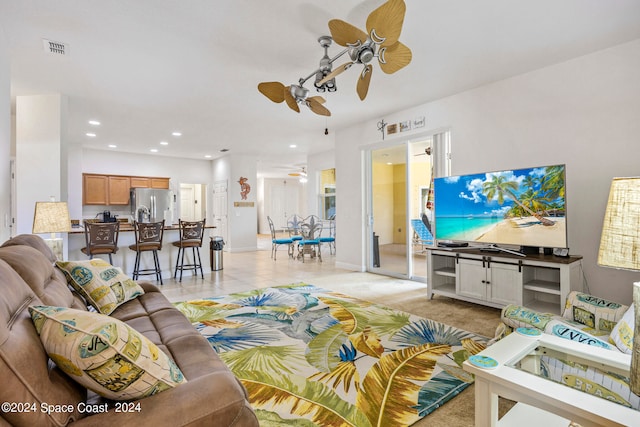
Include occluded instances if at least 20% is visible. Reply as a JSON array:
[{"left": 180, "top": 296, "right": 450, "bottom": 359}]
[
  {"left": 32, "top": 201, "right": 72, "bottom": 261},
  {"left": 597, "top": 177, "right": 640, "bottom": 396}
]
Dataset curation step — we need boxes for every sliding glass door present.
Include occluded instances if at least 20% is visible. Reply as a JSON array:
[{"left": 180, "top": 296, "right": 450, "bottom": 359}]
[
  {"left": 370, "top": 144, "right": 408, "bottom": 277},
  {"left": 367, "top": 131, "right": 450, "bottom": 280}
]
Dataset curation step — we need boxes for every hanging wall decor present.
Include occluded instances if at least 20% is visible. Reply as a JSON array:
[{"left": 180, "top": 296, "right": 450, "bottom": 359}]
[{"left": 238, "top": 177, "right": 251, "bottom": 200}]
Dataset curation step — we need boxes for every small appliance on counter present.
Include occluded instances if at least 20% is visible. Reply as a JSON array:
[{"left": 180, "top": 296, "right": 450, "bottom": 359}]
[{"left": 101, "top": 210, "right": 117, "bottom": 222}]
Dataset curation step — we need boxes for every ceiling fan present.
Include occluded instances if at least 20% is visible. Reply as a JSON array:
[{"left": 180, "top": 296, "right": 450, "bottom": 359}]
[
  {"left": 257, "top": 0, "right": 411, "bottom": 114},
  {"left": 258, "top": 36, "right": 334, "bottom": 117},
  {"left": 319, "top": 0, "right": 412, "bottom": 100},
  {"left": 258, "top": 81, "right": 331, "bottom": 116},
  {"left": 288, "top": 166, "right": 307, "bottom": 177}
]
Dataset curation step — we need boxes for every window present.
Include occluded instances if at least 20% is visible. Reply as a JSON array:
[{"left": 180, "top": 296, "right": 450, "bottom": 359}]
[{"left": 319, "top": 168, "right": 336, "bottom": 219}]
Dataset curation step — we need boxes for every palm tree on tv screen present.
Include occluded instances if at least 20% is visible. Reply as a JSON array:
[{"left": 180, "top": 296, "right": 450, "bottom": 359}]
[{"left": 481, "top": 174, "right": 555, "bottom": 226}]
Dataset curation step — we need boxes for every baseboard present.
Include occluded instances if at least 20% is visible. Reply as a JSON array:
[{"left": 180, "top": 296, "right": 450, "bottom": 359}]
[
  {"left": 227, "top": 246, "right": 258, "bottom": 253},
  {"left": 335, "top": 261, "right": 366, "bottom": 272}
]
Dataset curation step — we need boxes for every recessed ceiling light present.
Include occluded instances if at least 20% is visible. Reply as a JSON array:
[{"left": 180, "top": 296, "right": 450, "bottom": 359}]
[
  {"left": 150, "top": 148, "right": 158, "bottom": 153},
  {"left": 289, "top": 144, "right": 297, "bottom": 148},
  {"left": 172, "top": 131, "right": 182, "bottom": 137},
  {"left": 204, "top": 155, "right": 212, "bottom": 158},
  {"left": 108, "top": 144, "right": 117, "bottom": 148},
  {"left": 88, "top": 120, "right": 100, "bottom": 126},
  {"left": 86, "top": 132, "right": 96, "bottom": 137},
  {"left": 160, "top": 141, "right": 169, "bottom": 145}
]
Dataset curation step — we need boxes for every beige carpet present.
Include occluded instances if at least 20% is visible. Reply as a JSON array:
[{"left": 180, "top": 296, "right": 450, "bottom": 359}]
[{"left": 309, "top": 272, "right": 515, "bottom": 427}]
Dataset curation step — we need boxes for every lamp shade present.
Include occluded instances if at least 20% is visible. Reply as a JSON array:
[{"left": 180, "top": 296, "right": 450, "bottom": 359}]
[
  {"left": 32, "top": 202, "right": 72, "bottom": 234},
  {"left": 598, "top": 177, "right": 640, "bottom": 270}
]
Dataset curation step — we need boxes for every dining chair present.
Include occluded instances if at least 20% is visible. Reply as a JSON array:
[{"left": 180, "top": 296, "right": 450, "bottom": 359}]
[
  {"left": 172, "top": 219, "right": 206, "bottom": 281},
  {"left": 286, "top": 214, "right": 304, "bottom": 243},
  {"left": 129, "top": 220, "right": 165, "bottom": 284},
  {"left": 268, "top": 216, "right": 294, "bottom": 260},
  {"left": 81, "top": 221, "right": 120, "bottom": 264},
  {"left": 319, "top": 215, "right": 336, "bottom": 255},
  {"left": 297, "top": 220, "right": 322, "bottom": 263}
]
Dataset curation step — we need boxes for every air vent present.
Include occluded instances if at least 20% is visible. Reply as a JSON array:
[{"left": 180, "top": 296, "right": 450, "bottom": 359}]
[{"left": 42, "top": 39, "right": 68, "bottom": 56}]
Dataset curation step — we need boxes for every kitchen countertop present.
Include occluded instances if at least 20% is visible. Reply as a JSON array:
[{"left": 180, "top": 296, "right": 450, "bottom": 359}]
[{"left": 69, "top": 222, "right": 216, "bottom": 234}]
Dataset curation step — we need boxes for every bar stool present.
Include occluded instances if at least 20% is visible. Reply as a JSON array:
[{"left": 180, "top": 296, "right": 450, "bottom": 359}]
[
  {"left": 129, "top": 220, "right": 165, "bottom": 284},
  {"left": 81, "top": 221, "right": 120, "bottom": 265},
  {"left": 172, "top": 219, "right": 206, "bottom": 281}
]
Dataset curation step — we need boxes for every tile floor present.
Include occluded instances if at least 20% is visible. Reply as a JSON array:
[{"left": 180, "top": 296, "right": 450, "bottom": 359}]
[{"left": 155, "top": 235, "right": 430, "bottom": 304}]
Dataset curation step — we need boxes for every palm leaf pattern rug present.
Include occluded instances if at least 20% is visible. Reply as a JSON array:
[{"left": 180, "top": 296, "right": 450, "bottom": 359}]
[{"left": 175, "top": 283, "right": 488, "bottom": 426}]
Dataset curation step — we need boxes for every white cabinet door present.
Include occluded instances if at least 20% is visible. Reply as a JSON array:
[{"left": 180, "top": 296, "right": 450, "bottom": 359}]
[
  {"left": 487, "top": 261, "right": 522, "bottom": 306},
  {"left": 457, "top": 258, "right": 488, "bottom": 300}
]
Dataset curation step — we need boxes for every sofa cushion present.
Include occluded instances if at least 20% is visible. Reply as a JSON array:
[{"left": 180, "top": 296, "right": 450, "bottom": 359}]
[
  {"left": 0, "top": 245, "right": 87, "bottom": 310},
  {"left": 56, "top": 259, "right": 144, "bottom": 315},
  {"left": 0, "top": 260, "right": 88, "bottom": 427},
  {"left": 610, "top": 303, "right": 634, "bottom": 354},
  {"left": 29, "top": 305, "right": 187, "bottom": 400},
  {"left": 0, "top": 233, "right": 58, "bottom": 263}
]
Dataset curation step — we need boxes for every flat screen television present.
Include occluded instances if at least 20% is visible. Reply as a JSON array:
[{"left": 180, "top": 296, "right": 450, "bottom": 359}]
[{"left": 433, "top": 164, "right": 567, "bottom": 250}]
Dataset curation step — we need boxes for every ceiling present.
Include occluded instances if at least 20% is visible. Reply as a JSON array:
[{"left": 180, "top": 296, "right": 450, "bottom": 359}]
[{"left": 2, "top": 1, "right": 639, "bottom": 178}]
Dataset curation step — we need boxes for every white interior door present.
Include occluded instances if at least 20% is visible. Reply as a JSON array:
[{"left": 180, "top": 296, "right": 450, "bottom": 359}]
[
  {"left": 269, "top": 181, "right": 299, "bottom": 230},
  {"left": 180, "top": 185, "right": 196, "bottom": 221},
  {"left": 213, "top": 181, "right": 228, "bottom": 243}
]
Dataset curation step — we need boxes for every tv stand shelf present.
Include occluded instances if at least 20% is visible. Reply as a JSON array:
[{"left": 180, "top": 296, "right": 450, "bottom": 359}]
[{"left": 427, "top": 249, "right": 583, "bottom": 314}]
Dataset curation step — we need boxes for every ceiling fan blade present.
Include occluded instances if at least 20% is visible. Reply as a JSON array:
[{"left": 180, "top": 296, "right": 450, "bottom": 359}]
[
  {"left": 318, "top": 61, "right": 354, "bottom": 85},
  {"left": 258, "top": 81, "right": 286, "bottom": 103},
  {"left": 356, "top": 64, "right": 373, "bottom": 101},
  {"left": 378, "top": 41, "right": 412, "bottom": 74},
  {"left": 366, "top": 0, "right": 406, "bottom": 47},
  {"left": 284, "top": 86, "right": 300, "bottom": 113},
  {"left": 308, "top": 96, "right": 325, "bottom": 105},
  {"left": 328, "top": 19, "right": 368, "bottom": 47},
  {"left": 307, "top": 97, "right": 331, "bottom": 116}
]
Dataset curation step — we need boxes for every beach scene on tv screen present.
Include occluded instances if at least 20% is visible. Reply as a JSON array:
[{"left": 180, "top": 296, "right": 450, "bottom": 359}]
[{"left": 434, "top": 165, "right": 567, "bottom": 248}]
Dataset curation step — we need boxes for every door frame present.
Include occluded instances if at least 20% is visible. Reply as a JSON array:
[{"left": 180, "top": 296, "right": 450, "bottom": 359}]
[{"left": 365, "top": 128, "right": 451, "bottom": 280}]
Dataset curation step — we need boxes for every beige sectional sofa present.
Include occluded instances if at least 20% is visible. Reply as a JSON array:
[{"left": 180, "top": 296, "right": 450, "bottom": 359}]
[{"left": 0, "top": 234, "right": 259, "bottom": 426}]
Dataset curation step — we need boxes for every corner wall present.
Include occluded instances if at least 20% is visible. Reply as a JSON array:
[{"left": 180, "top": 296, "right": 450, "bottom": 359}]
[
  {"left": 335, "top": 38, "right": 640, "bottom": 304},
  {"left": 0, "top": 27, "right": 9, "bottom": 242}
]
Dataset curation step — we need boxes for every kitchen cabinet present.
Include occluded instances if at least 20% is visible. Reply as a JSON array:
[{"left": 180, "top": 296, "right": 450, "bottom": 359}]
[
  {"left": 428, "top": 249, "right": 583, "bottom": 314},
  {"left": 150, "top": 178, "right": 170, "bottom": 189},
  {"left": 83, "top": 174, "right": 108, "bottom": 205},
  {"left": 108, "top": 176, "right": 131, "bottom": 205},
  {"left": 130, "top": 177, "right": 150, "bottom": 188},
  {"left": 83, "top": 174, "right": 168, "bottom": 205}
]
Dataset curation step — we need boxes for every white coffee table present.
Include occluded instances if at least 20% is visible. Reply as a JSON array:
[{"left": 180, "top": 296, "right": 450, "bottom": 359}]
[{"left": 463, "top": 331, "right": 638, "bottom": 427}]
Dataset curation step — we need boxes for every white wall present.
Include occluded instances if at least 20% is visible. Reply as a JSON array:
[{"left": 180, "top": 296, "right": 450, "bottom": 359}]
[
  {"left": 15, "top": 94, "right": 67, "bottom": 235},
  {"left": 212, "top": 155, "right": 258, "bottom": 252},
  {"left": 0, "top": 28, "right": 10, "bottom": 242},
  {"left": 335, "top": 38, "right": 640, "bottom": 304}
]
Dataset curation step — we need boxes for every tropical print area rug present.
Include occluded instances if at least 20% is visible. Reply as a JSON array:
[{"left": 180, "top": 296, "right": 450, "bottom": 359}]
[{"left": 174, "top": 283, "right": 488, "bottom": 426}]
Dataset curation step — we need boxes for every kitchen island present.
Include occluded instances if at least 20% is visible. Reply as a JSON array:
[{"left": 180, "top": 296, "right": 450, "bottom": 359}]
[{"left": 68, "top": 221, "right": 218, "bottom": 279}]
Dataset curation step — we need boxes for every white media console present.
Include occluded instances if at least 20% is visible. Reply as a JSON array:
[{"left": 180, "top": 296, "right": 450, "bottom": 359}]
[{"left": 427, "top": 248, "right": 583, "bottom": 314}]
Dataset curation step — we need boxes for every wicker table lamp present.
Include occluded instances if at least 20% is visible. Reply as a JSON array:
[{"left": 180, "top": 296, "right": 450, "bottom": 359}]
[
  {"left": 32, "top": 201, "right": 72, "bottom": 260},
  {"left": 598, "top": 177, "right": 640, "bottom": 395}
]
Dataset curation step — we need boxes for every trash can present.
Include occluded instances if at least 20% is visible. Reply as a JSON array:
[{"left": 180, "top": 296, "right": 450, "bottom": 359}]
[{"left": 210, "top": 236, "right": 224, "bottom": 271}]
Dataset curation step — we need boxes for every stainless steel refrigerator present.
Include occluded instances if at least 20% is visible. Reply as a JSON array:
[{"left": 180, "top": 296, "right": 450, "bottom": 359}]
[{"left": 130, "top": 188, "right": 173, "bottom": 223}]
